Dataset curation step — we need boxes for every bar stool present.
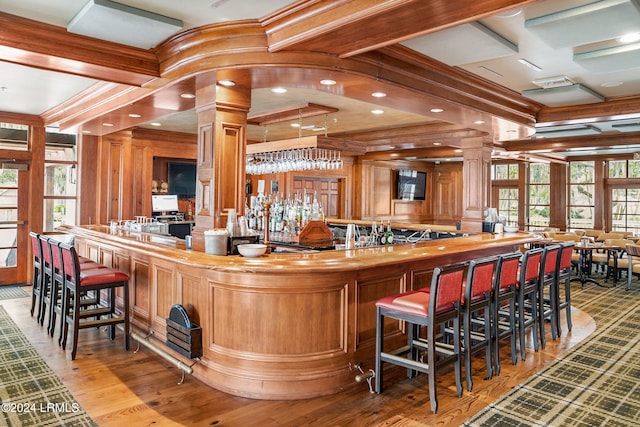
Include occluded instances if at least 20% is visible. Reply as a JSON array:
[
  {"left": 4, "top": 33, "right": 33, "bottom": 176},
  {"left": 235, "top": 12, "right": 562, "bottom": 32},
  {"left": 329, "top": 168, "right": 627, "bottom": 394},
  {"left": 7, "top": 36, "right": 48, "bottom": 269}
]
[
  {"left": 374, "top": 262, "right": 466, "bottom": 414},
  {"left": 492, "top": 251, "right": 521, "bottom": 375},
  {"left": 556, "top": 242, "right": 574, "bottom": 336},
  {"left": 29, "top": 232, "right": 44, "bottom": 319},
  {"left": 48, "top": 239, "right": 105, "bottom": 339},
  {"left": 59, "top": 242, "right": 130, "bottom": 360},
  {"left": 515, "top": 247, "right": 543, "bottom": 361},
  {"left": 37, "top": 234, "right": 54, "bottom": 326},
  {"left": 459, "top": 256, "right": 498, "bottom": 392},
  {"left": 538, "top": 244, "right": 561, "bottom": 349}
]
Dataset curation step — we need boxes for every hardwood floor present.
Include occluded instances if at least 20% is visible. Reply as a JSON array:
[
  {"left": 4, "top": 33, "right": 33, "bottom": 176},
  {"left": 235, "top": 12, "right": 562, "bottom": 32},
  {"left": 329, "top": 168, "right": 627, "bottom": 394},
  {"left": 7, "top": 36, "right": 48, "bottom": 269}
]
[{"left": 2, "top": 291, "right": 595, "bottom": 427}]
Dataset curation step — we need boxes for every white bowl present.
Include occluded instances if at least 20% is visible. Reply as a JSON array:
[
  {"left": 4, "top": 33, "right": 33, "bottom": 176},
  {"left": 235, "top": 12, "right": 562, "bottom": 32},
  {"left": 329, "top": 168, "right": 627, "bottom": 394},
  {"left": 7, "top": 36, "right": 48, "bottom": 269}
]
[
  {"left": 504, "top": 226, "right": 519, "bottom": 233},
  {"left": 237, "top": 243, "right": 267, "bottom": 258}
]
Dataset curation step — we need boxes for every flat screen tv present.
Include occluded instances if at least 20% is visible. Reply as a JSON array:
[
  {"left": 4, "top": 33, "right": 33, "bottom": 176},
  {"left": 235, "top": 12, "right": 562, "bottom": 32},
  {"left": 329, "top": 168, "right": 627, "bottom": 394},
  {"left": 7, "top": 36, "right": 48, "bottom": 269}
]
[
  {"left": 168, "top": 162, "right": 196, "bottom": 198},
  {"left": 152, "top": 194, "right": 179, "bottom": 213},
  {"left": 396, "top": 169, "right": 426, "bottom": 201}
]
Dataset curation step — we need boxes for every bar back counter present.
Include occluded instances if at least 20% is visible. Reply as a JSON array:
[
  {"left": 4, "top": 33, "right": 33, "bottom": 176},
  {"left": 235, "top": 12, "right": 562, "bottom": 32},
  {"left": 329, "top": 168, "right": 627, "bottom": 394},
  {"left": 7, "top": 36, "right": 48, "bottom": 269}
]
[{"left": 58, "top": 224, "right": 537, "bottom": 400}]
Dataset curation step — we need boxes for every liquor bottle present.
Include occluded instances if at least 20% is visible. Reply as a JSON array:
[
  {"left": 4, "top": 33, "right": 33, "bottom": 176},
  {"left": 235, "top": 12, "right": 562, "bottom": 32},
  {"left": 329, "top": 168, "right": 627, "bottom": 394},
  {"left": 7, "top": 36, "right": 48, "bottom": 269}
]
[{"left": 383, "top": 220, "right": 394, "bottom": 245}]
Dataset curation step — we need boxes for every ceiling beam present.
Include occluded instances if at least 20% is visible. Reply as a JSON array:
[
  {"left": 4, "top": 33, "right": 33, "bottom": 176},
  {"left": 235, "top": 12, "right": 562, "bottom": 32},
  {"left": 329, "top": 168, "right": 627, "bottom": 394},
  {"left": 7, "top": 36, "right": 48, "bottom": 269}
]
[
  {"left": 264, "top": 0, "right": 537, "bottom": 57},
  {"left": 501, "top": 132, "right": 640, "bottom": 153},
  {"left": 0, "top": 12, "right": 159, "bottom": 86}
]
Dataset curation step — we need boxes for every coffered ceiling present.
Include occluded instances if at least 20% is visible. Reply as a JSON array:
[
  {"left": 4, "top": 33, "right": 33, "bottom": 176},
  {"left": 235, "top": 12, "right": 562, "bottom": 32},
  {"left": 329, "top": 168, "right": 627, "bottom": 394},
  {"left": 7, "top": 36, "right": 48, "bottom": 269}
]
[{"left": 1, "top": 0, "right": 640, "bottom": 162}]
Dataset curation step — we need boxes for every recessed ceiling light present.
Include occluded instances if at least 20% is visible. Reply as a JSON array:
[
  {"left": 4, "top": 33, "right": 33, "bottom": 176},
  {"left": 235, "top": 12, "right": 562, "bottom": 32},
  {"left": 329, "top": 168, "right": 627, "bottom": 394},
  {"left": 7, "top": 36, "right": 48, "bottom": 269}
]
[
  {"left": 150, "top": 122, "right": 161, "bottom": 127},
  {"left": 371, "top": 91, "right": 387, "bottom": 98},
  {"left": 290, "top": 123, "right": 300, "bottom": 128},
  {"left": 128, "top": 113, "right": 141, "bottom": 118},
  {"left": 474, "top": 120, "right": 485, "bottom": 124},
  {"left": 433, "top": 142, "right": 442, "bottom": 146},
  {"left": 320, "top": 79, "right": 336, "bottom": 85},
  {"left": 601, "top": 81, "right": 623, "bottom": 88},
  {"left": 517, "top": 58, "right": 543, "bottom": 72},
  {"left": 430, "top": 108, "right": 444, "bottom": 113},
  {"left": 82, "top": 130, "right": 91, "bottom": 134},
  {"left": 272, "top": 87, "right": 287, "bottom": 94},
  {"left": 619, "top": 33, "right": 640, "bottom": 43},
  {"left": 371, "top": 109, "right": 384, "bottom": 115},
  {"left": 102, "top": 123, "right": 113, "bottom": 127},
  {"left": 495, "top": 8, "right": 522, "bottom": 18},
  {"left": 218, "top": 79, "right": 236, "bottom": 87},
  {"left": 180, "top": 93, "right": 196, "bottom": 99}
]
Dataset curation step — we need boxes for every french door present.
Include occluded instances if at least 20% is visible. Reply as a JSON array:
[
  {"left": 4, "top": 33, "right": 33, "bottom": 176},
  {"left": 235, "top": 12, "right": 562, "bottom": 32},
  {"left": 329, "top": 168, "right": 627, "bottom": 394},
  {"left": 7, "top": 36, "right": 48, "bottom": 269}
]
[{"left": 0, "top": 169, "right": 27, "bottom": 285}]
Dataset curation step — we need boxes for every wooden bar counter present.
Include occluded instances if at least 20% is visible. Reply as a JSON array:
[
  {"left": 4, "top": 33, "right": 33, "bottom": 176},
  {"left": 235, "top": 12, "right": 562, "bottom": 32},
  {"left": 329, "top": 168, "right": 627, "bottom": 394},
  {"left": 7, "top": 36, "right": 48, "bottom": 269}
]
[{"left": 58, "top": 224, "right": 538, "bottom": 400}]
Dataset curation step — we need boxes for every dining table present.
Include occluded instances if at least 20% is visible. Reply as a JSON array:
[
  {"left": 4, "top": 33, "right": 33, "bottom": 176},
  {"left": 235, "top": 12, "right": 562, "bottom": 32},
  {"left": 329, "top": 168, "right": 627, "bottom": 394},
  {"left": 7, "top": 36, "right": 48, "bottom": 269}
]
[{"left": 571, "top": 241, "right": 623, "bottom": 288}]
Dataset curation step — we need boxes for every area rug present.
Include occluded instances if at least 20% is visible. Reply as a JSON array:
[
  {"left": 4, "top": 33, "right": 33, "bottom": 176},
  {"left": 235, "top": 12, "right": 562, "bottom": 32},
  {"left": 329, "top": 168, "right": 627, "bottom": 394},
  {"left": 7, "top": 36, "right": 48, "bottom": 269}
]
[
  {"left": 0, "top": 285, "right": 30, "bottom": 301},
  {"left": 463, "top": 280, "right": 640, "bottom": 426},
  {"left": 0, "top": 305, "right": 97, "bottom": 426}
]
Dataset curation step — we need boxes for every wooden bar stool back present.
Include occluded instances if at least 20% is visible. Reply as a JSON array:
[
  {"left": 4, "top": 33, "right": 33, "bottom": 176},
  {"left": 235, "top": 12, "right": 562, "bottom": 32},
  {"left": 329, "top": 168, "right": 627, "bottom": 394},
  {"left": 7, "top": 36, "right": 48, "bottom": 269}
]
[
  {"left": 492, "top": 252, "right": 521, "bottom": 375},
  {"left": 516, "top": 248, "right": 543, "bottom": 361},
  {"left": 556, "top": 242, "right": 575, "bottom": 336},
  {"left": 59, "top": 242, "right": 130, "bottom": 360},
  {"left": 37, "top": 234, "right": 54, "bottom": 326},
  {"left": 538, "top": 244, "right": 561, "bottom": 349},
  {"left": 374, "top": 262, "right": 466, "bottom": 414},
  {"left": 29, "top": 232, "right": 44, "bottom": 319},
  {"left": 460, "top": 256, "right": 498, "bottom": 392}
]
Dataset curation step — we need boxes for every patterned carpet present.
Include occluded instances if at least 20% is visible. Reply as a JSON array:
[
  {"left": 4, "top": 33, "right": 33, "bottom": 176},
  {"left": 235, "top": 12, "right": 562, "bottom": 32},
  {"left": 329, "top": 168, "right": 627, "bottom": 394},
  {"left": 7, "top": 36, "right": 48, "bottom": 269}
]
[
  {"left": 464, "top": 278, "right": 640, "bottom": 426},
  {"left": 0, "top": 286, "right": 30, "bottom": 301},
  {"left": 0, "top": 305, "right": 97, "bottom": 426}
]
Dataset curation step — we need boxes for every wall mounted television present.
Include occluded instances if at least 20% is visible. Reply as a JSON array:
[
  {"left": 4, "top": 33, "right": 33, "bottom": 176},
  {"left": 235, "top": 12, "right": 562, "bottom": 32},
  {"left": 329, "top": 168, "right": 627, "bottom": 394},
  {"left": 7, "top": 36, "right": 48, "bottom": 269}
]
[
  {"left": 168, "top": 162, "right": 196, "bottom": 198},
  {"left": 396, "top": 169, "right": 426, "bottom": 201}
]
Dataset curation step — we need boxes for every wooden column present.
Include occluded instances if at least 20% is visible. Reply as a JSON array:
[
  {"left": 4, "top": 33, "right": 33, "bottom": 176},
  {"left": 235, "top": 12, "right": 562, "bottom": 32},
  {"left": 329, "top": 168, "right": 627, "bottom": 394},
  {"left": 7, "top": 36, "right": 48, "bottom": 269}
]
[
  {"left": 549, "top": 162, "right": 567, "bottom": 230},
  {"left": 460, "top": 137, "right": 492, "bottom": 232},
  {"left": 191, "top": 70, "right": 251, "bottom": 252}
]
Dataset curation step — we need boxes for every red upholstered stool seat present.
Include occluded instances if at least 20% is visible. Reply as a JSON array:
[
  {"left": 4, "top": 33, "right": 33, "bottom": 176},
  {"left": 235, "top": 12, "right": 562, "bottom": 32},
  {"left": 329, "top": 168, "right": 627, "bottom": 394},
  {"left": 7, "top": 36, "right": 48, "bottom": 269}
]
[
  {"left": 376, "top": 291, "right": 430, "bottom": 316},
  {"left": 59, "top": 242, "right": 130, "bottom": 360}
]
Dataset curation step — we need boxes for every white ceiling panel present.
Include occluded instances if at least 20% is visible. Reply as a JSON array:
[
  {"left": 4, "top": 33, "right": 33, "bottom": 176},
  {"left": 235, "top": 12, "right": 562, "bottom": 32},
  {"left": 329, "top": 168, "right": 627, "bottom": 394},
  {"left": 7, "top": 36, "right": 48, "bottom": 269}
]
[
  {"left": 400, "top": 22, "right": 517, "bottom": 66},
  {"left": 574, "top": 42, "right": 640, "bottom": 72},
  {"left": 525, "top": 0, "right": 640, "bottom": 48},
  {"left": 522, "top": 83, "right": 605, "bottom": 106}
]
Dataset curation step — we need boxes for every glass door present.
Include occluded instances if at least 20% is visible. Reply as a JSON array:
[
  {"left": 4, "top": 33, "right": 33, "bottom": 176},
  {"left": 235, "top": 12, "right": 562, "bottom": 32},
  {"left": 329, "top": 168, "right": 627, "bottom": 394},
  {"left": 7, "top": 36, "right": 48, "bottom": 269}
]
[{"left": 0, "top": 168, "right": 26, "bottom": 285}]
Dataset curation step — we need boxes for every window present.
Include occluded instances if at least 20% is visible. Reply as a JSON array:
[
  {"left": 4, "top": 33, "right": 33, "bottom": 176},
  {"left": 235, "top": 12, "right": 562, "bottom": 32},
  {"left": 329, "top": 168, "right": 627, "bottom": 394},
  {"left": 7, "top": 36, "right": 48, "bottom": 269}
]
[
  {"left": 528, "top": 163, "right": 550, "bottom": 228},
  {"left": 568, "top": 161, "right": 595, "bottom": 230},
  {"left": 611, "top": 188, "right": 640, "bottom": 235},
  {"left": 0, "top": 122, "right": 28, "bottom": 151},
  {"left": 43, "top": 134, "right": 77, "bottom": 232},
  {"left": 609, "top": 159, "right": 640, "bottom": 178},
  {"left": 491, "top": 163, "right": 519, "bottom": 225}
]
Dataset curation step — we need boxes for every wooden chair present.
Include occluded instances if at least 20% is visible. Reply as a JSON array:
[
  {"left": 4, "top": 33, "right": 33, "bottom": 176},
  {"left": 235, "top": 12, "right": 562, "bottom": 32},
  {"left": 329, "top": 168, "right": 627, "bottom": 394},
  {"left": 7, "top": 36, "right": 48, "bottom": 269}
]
[
  {"left": 624, "top": 243, "right": 640, "bottom": 291},
  {"left": 59, "top": 242, "right": 130, "bottom": 360},
  {"left": 604, "top": 238, "right": 630, "bottom": 283},
  {"left": 374, "top": 262, "right": 467, "bottom": 414},
  {"left": 591, "top": 233, "right": 624, "bottom": 274},
  {"left": 556, "top": 242, "right": 575, "bottom": 336},
  {"left": 29, "top": 232, "right": 44, "bottom": 319},
  {"left": 459, "top": 256, "right": 498, "bottom": 392},
  {"left": 492, "top": 252, "right": 521, "bottom": 375},
  {"left": 515, "top": 248, "right": 543, "bottom": 361},
  {"left": 538, "top": 245, "right": 561, "bottom": 348}
]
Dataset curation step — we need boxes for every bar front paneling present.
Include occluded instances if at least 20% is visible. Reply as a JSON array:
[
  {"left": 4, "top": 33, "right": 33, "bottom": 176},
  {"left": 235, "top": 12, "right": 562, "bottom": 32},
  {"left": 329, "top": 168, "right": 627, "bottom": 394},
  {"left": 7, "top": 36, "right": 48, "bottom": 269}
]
[{"left": 59, "top": 224, "right": 535, "bottom": 399}]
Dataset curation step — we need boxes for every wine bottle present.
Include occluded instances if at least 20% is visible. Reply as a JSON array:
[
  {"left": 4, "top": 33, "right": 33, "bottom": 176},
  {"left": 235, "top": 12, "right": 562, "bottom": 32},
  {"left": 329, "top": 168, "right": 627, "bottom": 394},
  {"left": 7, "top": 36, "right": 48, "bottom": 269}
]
[{"left": 384, "top": 220, "right": 394, "bottom": 245}]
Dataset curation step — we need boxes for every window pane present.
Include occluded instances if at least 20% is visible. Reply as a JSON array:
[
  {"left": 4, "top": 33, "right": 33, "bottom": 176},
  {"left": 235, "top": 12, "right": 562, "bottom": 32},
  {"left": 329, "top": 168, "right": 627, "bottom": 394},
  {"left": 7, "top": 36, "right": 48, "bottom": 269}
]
[
  {"left": 494, "top": 165, "right": 508, "bottom": 180},
  {"left": 44, "top": 164, "right": 77, "bottom": 197},
  {"left": 508, "top": 164, "right": 519, "bottom": 180},
  {"left": 629, "top": 160, "right": 640, "bottom": 178},
  {"left": 609, "top": 160, "right": 626, "bottom": 178},
  {"left": 530, "top": 163, "right": 550, "bottom": 183},
  {"left": 570, "top": 184, "right": 594, "bottom": 205},
  {"left": 529, "top": 185, "right": 549, "bottom": 204},
  {"left": 0, "top": 227, "right": 17, "bottom": 267},
  {"left": 570, "top": 161, "right": 594, "bottom": 183},
  {"left": 570, "top": 206, "right": 594, "bottom": 229},
  {"left": 43, "top": 199, "right": 76, "bottom": 232}
]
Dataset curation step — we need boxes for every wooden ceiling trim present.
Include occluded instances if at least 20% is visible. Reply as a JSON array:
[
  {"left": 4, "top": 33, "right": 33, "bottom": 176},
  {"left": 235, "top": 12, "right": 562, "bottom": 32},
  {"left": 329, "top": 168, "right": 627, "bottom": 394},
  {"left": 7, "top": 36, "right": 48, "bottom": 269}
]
[
  {"left": 0, "top": 12, "right": 159, "bottom": 86},
  {"left": 247, "top": 103, "right": 339, "bottom": 126},
  {"left": 263, "top": 0, "right": 536, "bottom": 57},
  {"left": 536, "top": 96, "right": 640, "bottom": 126},
  {"left": 502, "top": 132, "right": 640, "bottom": 152}
]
